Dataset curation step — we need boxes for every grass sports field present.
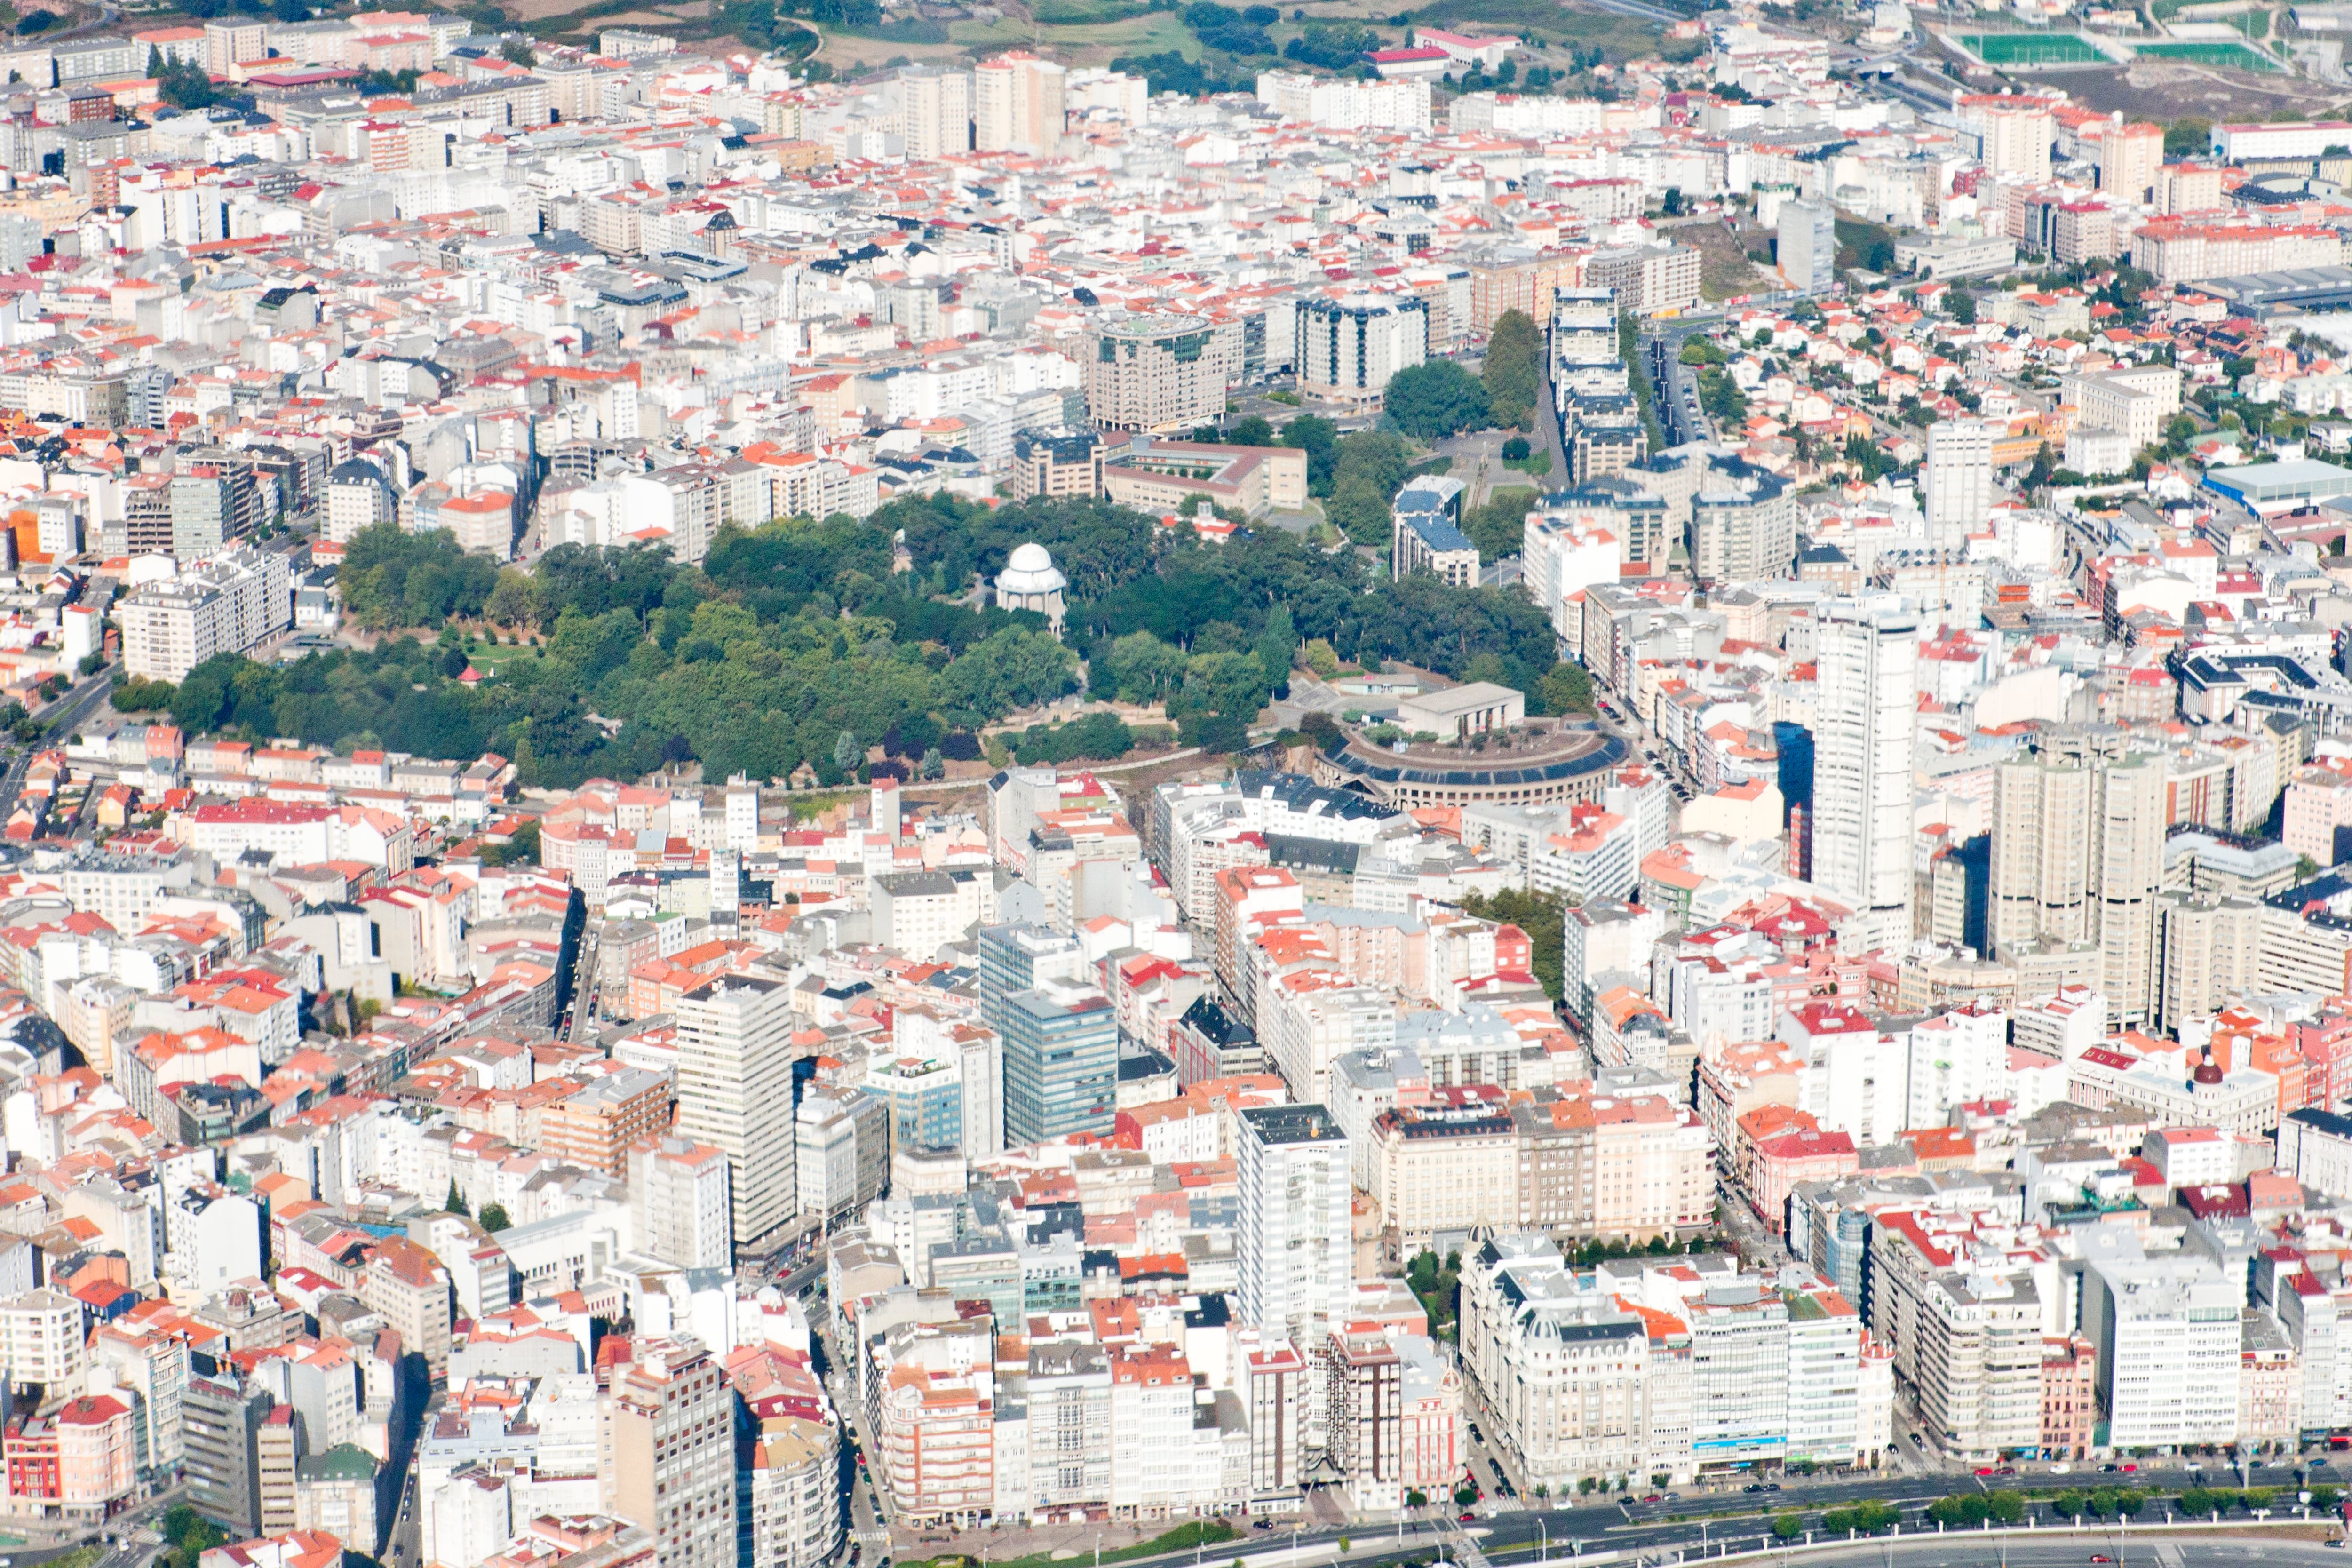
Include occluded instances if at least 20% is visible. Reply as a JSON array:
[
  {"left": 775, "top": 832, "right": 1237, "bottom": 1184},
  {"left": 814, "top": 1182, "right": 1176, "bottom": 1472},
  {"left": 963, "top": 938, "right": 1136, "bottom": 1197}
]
[
  {"left": 2132, "top": 39, "right": 2280, "bottom": 68},
  {"left": 1960, "top": 31, "right": 2104, "bottom": 62}
]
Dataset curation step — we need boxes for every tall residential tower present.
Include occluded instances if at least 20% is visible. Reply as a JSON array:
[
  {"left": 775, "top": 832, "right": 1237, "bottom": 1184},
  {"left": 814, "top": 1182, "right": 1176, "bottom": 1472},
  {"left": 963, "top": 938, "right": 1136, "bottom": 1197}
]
[
  {"left": 1813, "top": 596, "right": 1919, "bottom": 948},
  {"left": 673, "top": 973, "right": 798, "bottom": 1247}
]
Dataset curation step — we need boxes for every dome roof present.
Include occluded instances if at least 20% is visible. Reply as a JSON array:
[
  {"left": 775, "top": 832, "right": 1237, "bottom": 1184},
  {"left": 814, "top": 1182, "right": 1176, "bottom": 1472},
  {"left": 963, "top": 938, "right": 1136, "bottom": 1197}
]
[{"left": 997, "top": 541, "right": 1067, "bottom": 595}]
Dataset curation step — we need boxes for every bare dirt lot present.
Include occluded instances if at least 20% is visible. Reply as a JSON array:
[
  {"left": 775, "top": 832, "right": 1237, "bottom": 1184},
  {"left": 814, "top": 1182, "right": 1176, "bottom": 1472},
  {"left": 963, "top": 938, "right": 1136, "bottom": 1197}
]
[
  {"left": 1671, "top": 218, "right": 1781, "bottom": 301},
  {"left": 2003, "top": 56, "right": 2345, "bottom": 116}
]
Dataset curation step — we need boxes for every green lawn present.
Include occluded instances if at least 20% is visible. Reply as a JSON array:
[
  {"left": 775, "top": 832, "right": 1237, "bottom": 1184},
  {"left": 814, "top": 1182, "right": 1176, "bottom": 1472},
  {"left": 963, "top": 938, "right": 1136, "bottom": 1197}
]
[
  {"left": 949, "top": 9, "right": 1196, "bottom": 53},
  {"left": 1962, "top": 30, "right": 2104, "bottom": 62},
  {"left": 1032, "top": 0, "right": 1152, "bottom": 19},
  {"left": 2132, "top": 39, "right": 2280, "bottom": 66}
]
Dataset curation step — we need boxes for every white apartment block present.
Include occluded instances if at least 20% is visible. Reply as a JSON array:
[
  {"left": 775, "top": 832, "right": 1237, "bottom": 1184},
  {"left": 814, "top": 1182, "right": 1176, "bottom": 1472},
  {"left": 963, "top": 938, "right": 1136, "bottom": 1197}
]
[
  {"left": 0, "top": 1288, "right": 88, "bottom": 1387},
  {"left": 2278, "top": 1108, "right": 2352, "bottom": 1199},
  {"left": 628, "top": 1137, "right": 732, "bottom": 1271},
  {"left": 2085, "top": 1253, "right": 2241, "bottom": 1448},
  {"left": 1237, "top": 1105, "right": 1352, "bottom": 1437},
  {"left": 1458, "top": 1236, "right": 1700, "bottom": 1488},
  {"left": 2065, "top": 365, "right": 2181, "bottom": 452},
  {"left": 673, "top": 973, "right": 799, "bottom": 1249},
  {"left": 119, "top": 545, "right": 292, "bottom": 683}
]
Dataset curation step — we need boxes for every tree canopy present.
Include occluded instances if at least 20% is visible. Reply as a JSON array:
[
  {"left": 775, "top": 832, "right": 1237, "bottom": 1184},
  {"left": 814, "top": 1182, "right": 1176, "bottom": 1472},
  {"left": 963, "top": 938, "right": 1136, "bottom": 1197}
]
[
  {"left": 150, "top": 493, "right": 1579, "bottom": 787},
  {"left": 1383, "top": 358, "right": 1491, "bottom": 440},
  {"left": 1483, "top": 310, "right": 1542, "bottom": 429},
  {"left": 1327, "top": 428, "right": 1414, "bottom": 546}
]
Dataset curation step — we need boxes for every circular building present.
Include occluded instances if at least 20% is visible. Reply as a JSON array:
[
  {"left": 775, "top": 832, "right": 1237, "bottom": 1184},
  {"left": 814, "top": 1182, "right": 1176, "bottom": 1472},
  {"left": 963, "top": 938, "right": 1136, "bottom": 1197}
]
[
  {"left": 1310, "top": 717, "right": 1627, "bottom": 810},
  {"left": 995, "top": 541, "right": 1068, "bottom": 638}
]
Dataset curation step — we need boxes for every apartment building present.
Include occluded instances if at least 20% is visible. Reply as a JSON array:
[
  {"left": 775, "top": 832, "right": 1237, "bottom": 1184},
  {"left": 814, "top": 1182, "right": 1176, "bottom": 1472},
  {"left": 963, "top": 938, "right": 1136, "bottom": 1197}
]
[
  {"left": 119, "top": 545, "right": 293, "bottom": 683},
  {"left": 604, "top": 1337, "right": 737, "bottom": 1568},
  {"left": 628, "top": 1138, "right": 731, "bottom": 1271},
  {"left": 2064, "top": 364, "right": 2181, "bottom": 452},
  {"left": 1912, "top": 1270, "right": 2042, "bottom": 1460},
  {"left": 2084, "top": 1253, "right": 2242, "bottom": 1448},
  {"left": 1081, "top": 314, "right": 1237, "bottom": 433},
  {"left": 673, "top": 972, "right": 799, "bottom": 1250},
  {"left": 1238, "top": 1105, "right": 1353, "bottom": 1434},
  {"left": 746, "top": 1416, "right": 842, "bottom": 1568}
]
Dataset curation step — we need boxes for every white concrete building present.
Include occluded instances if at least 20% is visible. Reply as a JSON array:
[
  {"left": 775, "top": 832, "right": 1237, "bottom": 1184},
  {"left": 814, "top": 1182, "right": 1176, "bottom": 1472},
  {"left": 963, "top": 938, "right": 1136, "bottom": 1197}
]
[
  {"left": 673, "top": 973, "right": 798, "bottom": 1250},
  {"left": 628, "top": 1137, "right": 732, "bottom": 1271},
  {"left": 1295, "top": 294, "right": 1428, "bottom": 405},
  {"left": 118, "top": 545, "right": 292, "bottom": 683},
  {"left": 1812, "top": 596, "right": 1919, "bottom": 948},
  {"left": 1238, "top": 1105, "right": 1352, "bottom": 1440},
  {"left": 2084, "top": 1252, "right": 2241, "bottom": 1449},
  {"left": 2278, "top": 1107, "right": 2352, "bottom": 1199},
  {"left": 1922, "top": 420, "right": 1992, "bottom": 550}
]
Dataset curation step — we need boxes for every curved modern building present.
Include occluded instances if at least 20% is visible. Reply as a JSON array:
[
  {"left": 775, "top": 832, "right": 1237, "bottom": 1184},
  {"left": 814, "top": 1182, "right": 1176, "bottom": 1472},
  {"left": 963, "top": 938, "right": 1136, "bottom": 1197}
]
[{"left": 1310, "top": 720, "right": 1627, "bottom": 809}]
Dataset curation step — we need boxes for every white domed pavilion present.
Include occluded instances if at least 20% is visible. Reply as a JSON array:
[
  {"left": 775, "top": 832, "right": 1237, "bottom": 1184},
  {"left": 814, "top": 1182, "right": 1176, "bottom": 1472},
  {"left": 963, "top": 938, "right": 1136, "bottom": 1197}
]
[{"left": 995, "top": 541, "right": 1069, "bottom": 639}]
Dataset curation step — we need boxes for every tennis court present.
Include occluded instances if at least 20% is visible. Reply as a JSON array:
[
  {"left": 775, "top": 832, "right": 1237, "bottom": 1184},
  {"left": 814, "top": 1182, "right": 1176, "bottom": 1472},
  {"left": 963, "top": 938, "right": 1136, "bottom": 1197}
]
[
  {"left": 1960, "top": 31, "right": 2105, "bottom": 63},
  {"left": 2131, "top": 39, "right": 2280, "bottom": 67}
]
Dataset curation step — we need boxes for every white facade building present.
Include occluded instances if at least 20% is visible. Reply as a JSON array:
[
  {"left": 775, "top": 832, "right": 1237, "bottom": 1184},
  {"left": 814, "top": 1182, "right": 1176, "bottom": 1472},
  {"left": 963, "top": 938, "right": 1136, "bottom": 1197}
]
[
  {"left": 1923, "top": 420, "right": 1992, "bottom": 550},
  {"left": 1812, "top": 596, "right": 1920, "bottom": 948},
  {"left": 1237, "top": 1105, "right": 1352, "bottom": 1439},
  {"left": 118, "top": 546, "right": 293, "bottom": 683}
]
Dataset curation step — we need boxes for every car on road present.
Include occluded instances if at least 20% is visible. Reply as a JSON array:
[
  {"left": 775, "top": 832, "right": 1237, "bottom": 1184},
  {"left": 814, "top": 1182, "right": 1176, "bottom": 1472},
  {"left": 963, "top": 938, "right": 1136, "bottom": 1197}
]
[
  {"left": 2091, "top": 1556, "right": 2114, "bottom": 1563},
  {"left": 2100, "top": 1464, "right": 2119, "bottom": 1472},
  {"left": 1642, "top": 1495, "right": 1663, "bottom": 1504},
  {"left": 1457, "top": 1514, "right": 1477, "bottom": 1525},
  {"left": 1744, "top": 1484, "right": 1767, "bottom": 1493}
]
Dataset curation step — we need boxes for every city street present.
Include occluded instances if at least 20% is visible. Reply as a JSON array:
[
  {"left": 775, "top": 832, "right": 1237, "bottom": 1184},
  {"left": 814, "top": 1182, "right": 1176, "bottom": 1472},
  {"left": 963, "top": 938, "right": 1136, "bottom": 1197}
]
[
  {"left": 809, "top": 1311, "right": 892, "bottom": 1556},
  {"left": 0, "top": 666, "right": 116, "bottom": 806},
  {"left": 387, "top": 1461, "right": 421, "bottom": 1566},
  {"left": 946, "top": 1499, "right": 2346, "bottom": 1568},
  {"left": 1692, "top": 1536, "right": 2350, "bottom": 1568},
  {"left": 563, "top": 921, "right": 602, "bottom": 1044}
]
